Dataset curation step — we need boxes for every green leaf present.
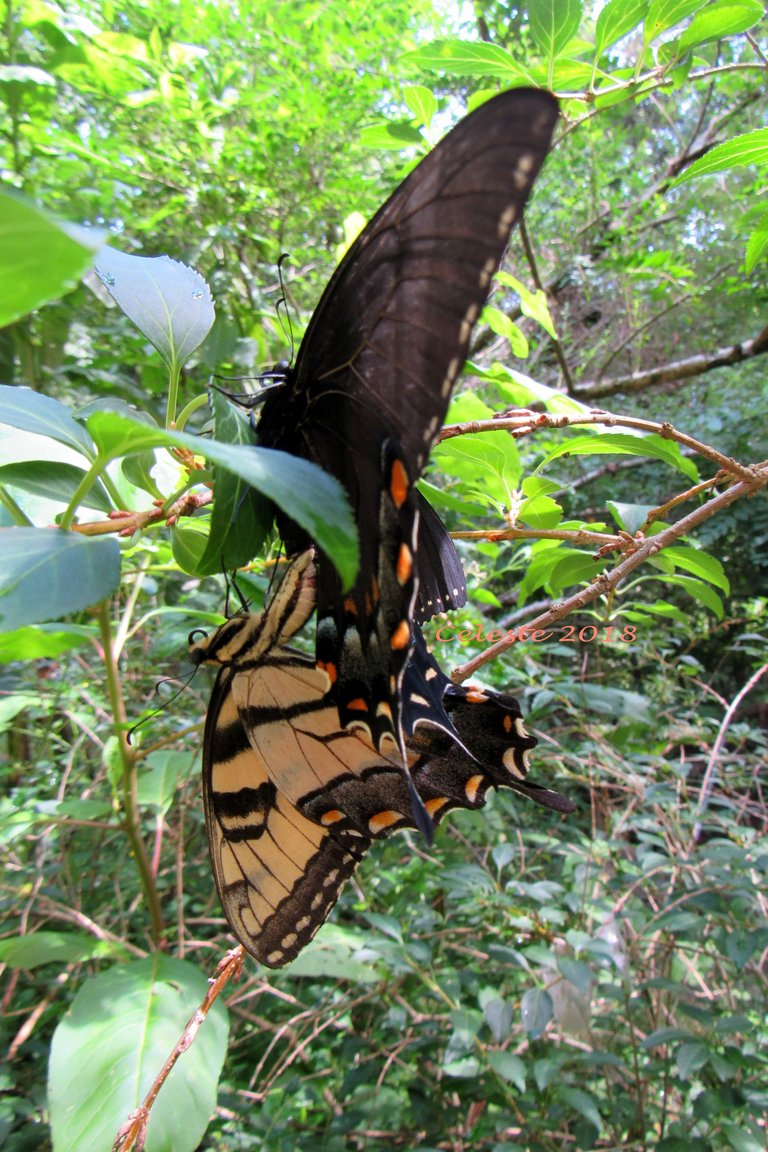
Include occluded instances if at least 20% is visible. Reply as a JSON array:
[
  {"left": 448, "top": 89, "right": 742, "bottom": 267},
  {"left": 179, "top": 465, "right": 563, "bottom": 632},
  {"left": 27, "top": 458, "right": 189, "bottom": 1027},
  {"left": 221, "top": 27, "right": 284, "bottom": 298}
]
[
  {"left": 487, "top": 1051, "right": 526, "bottom": 1090},
  {"left": 558, "top": 1086, "right": 603, "bottom": 1131},
  {"left": 0, "top": 623, "right": 96, "bottom": 663},
  {"left": 403, "top": 85, "right": 437, "bottom": 128},
  {"left": 556, "top": 956, "right": 593, "bottom": 993},
  {"left": 519, "top": 493, "right": 562, "bottom": 529},
  {"left": 443, "top": 1057, "right": 481, "bottom": 1078},
  {"left": 192, "top": 392, "right": 274, "bottom": 575},
  {"left": 549, "top": 550, "right": 603, "bottom": 589},
  {"left": 644, "top": 0, "right": 708, "bottom": 44},
  {"left": 0, "top": 931, "right": 123, "bottom": 969},
  {"left": 365, "top": 912, "right": 404, "bottom": 943},
  {"left": 359, "top": 122, "right": 425, "bottom": 150},
  {"left": 0, "top": 692, "right": 38, "bottom": 732},
  {"left": 0, "top": 461, "right": 112, "bottom": 512},
  {"left": 0, "top": 190, "right": 104, "bottom": 326},
  {"left": 520, "top": 988, "right": 553, "bottom": 1037},
  {"left": 403, "top": 40, "right": 536, "bottom": 82},
  {"left": 483, "top": 305, "right": 529, "bottom": 357},
  {"left": 719, "top": 1124, "right": 767, "bottom": 1152},
  {"left": 648, "top": 572, "right": 724, "bottom": 618},
  {"left": 281, "top": 925, "right": 387, "bottom": 982},
  {"left": 676, "top": 1040, "right": 710, "bottom": 1079},
  {"left": 552, "top": 682, "right": 651, "bottom": 722},
  {"left": 536, "top": 432, "right": 699, "bottom": 481},
  {"left": 745, "top": 205, "right": 768, "bottom": 272},
  {"left": 0, "top": 529, "right": 121, "bottom": 629},
  {"left": 48, "top": 956, "right": 229, "bottom": 1152},
  {"left": 95, "top": 248, "right": 215, "bottom": 374},
  {"left": 672, "top": 127, "right": 768, "bottom": 186},
  {"left": 0, "top": 384, "right": 95, "bottom": 457},
  {"left": 595, "top": 0, "right": 649, "bottom": 54},
  {"left": 677, "top": 0, "right": 765, "bottom": 51},
  {"left": 661, "top": 546, "right": 730, "bottom": 591},
  {"left": 137, "top": 752, "right": 192, "bottom": 813},
  {"left": 607, "top": 501, "right": 656, "bottom": 534},
  {"left": 84, "top": 411, "right": 358, "bottom": 588},
  {"left": 483, "top": 997, "right": 514, "bottom": 1042},
  {"left": 529, "top": 0, "right": 583, "bottom": 59}
]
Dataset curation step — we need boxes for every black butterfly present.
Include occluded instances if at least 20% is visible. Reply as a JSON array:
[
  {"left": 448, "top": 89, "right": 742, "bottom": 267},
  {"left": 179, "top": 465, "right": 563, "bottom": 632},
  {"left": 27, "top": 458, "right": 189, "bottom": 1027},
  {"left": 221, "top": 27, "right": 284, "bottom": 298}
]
[{"left": 248, "top": 89, "right": 558, "bottom": 758}]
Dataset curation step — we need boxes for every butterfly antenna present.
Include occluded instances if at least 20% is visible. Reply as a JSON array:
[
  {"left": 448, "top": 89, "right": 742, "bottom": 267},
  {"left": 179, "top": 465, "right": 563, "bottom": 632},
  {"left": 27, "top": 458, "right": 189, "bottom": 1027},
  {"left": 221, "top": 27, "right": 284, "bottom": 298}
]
[
  {"left": 276, "top": 253, "right": 295, "bottom": 366},
  {"left": 127, "top": 672, "right": 197, "bottom": 744}
]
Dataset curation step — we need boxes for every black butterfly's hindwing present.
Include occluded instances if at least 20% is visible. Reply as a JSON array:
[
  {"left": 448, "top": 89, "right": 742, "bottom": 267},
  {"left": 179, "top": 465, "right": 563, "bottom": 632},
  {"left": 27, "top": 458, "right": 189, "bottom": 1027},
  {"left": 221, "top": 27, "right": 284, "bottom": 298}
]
[{"left": 256, "top": 89, "right": 559, "bottom": 752}]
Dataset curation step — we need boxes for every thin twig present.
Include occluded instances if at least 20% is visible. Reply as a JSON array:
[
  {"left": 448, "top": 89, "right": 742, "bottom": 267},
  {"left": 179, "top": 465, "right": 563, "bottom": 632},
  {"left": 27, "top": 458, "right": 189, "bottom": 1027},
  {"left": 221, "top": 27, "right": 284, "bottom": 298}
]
[
  {"left": 112, "top": 947, "right": 245, "bottom": 1152},
  {"left": 692, "top": 663, "right": 768, "bottom": 844}
]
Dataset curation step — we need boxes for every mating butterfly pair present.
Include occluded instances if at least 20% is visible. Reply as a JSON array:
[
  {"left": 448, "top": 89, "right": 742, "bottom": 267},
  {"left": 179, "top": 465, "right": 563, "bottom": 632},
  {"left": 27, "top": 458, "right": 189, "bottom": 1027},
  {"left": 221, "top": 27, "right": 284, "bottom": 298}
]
[{"left": 196, "top": 88, "right": 564, "bottom": 964}]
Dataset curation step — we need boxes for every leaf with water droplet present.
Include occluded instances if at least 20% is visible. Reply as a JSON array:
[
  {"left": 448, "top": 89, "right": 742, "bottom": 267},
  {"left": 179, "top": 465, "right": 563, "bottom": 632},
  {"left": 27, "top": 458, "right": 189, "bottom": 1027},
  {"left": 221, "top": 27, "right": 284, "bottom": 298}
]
[
  {"left": 0, "top": 188, "right": 105, "bottom": 326},
  {"left": 94, "top": 248, "right": 214, "bottom": 374}
]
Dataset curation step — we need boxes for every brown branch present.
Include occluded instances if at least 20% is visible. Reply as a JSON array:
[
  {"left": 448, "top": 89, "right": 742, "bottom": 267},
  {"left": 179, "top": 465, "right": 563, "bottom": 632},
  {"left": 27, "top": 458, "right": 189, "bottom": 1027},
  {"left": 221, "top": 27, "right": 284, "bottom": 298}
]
[
  {"left": 71, "top": 491, "right": 212, "bottom": 538},
  {"left": 113, "top": 947, "right": 245, "bottom": 1152},
  {"left": 451, "top": 460, "right": 768, "bottom": 683},
  {"left": 440, "top": 407, "right": 763, "bottom": 484},
  {"left": 574, "top": 326, "right": 768, "bottom": 399}
]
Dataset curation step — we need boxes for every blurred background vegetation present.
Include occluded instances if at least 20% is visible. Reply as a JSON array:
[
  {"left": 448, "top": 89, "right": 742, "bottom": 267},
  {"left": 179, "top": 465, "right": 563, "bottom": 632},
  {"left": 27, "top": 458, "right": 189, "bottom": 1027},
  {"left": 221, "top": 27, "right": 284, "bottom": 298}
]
[{"left": 1, "top": 0, "right": 766, "bottom": 1150}]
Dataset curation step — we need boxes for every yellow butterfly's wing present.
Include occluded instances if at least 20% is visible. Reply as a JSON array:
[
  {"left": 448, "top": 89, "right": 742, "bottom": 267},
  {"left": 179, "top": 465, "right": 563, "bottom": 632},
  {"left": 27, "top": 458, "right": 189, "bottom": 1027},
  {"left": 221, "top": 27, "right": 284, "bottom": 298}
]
[
  {"left": 229, "top": 648, "right": 420, "bottom": 841},
  {"left": 203, "top": 661, "right": 365, "bottom": 968}
]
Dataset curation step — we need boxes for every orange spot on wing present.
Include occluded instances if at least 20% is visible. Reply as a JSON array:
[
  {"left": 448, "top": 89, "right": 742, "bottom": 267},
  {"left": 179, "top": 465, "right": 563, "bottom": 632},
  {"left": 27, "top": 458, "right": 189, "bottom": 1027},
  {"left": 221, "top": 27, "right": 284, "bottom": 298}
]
[
  {"left": 390, "top": 620, "right": 411, "bottom": 650},
  {"left": 321, "top": 810, "right": 345, "bottom": 826},
  {"left": 466, "top": 774, "right": 484, "bottom": 803},
  {"left": 503, "top": 715, "right": 513, "bottom": 733},
  {"left": 346, "top": 698, "right": 368, "bottom": 712},
  {"left": 369, "top": 810, "right": 402, "bottom": 833},
  {"left": 426, "top": 797, "right": 449, "bottom": 816},
  {"left": 318, "top": 660, "right": 338, "bottom": 684},
  {"left": 389, "top": 458, "right": 409, "bottom": 508},
  {"left": 397, "top": 543, "right": 413, "bottom": 585}
]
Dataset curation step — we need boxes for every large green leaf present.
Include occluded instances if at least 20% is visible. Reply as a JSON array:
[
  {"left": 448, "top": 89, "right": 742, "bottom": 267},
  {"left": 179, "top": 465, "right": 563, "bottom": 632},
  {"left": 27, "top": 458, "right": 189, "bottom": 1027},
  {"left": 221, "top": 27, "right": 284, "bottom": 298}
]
[
  {"left": 529, "top": 0, "right": 583, "bottom": 59},
  {"left": 0, "top": 528, "right": 120, "bottom": 629},
  {"left": 595, "top": 0, "right": 649, "bottom": 53},
  {"left": 0, "top": 190, "right": 104, "bottom": 326},
  {"left": 403, "top": 40, "right": 537, "bottom": 82},
  {"left": 85, "top": 410, "right": 358, "bottom": 587},
  {"left": 0, "top": 622, "right": 97, "bottom": 663},
  {"left": 48, "top": 955, "right": 229, "bottom": 1152},
  {"left": 0, "top": 384, "right": 95, "bottom": 457},
  {"left": 191, "top": 391, "right": 275, "bottom": 575},
  {"left": 95, "top": 248, "right": 215, "bottom": 374},
  {"left": 0, "top": 931, "right": 124, "bottom": 969},
  {"left": 671, "top": 126, "right": 768, "bottom": 186},
  {"left": 536, "top": 432, "right": 699, "bottom": 481}
]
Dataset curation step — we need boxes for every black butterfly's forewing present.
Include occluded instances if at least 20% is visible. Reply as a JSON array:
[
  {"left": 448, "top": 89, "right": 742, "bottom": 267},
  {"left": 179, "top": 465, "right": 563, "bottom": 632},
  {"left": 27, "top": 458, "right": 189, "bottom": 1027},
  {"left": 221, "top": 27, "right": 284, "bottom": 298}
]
[{"left": 258, "top": 89, "right": 559, "bottom": 752}]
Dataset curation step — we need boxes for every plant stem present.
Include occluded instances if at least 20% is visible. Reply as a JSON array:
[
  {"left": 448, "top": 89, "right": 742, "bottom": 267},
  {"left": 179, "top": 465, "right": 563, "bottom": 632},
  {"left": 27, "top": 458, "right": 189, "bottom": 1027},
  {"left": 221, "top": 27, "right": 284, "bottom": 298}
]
[{"left": 96, "top": 600, "right": 165, "bottom": 947}]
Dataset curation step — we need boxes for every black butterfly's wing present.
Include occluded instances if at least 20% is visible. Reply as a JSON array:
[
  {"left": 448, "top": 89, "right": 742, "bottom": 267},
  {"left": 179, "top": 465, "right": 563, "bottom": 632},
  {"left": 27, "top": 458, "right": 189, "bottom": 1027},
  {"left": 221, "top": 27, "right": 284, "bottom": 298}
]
[
  {"left": 414, "top": 491, "right": 467, "bottom": 624},
  {"left": 416, "top": 682, "right": 575, "bottom": 816},
  {"left": 257, "top": 89, "right": 559, "bottom": 752}
]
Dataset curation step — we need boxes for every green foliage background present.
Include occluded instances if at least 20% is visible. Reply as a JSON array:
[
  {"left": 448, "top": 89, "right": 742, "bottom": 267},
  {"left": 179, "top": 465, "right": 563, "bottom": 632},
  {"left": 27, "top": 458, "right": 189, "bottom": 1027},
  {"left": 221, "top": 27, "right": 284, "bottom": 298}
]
[{"left": 1, "top": 1, "right": 766, "bottom": 1151}]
